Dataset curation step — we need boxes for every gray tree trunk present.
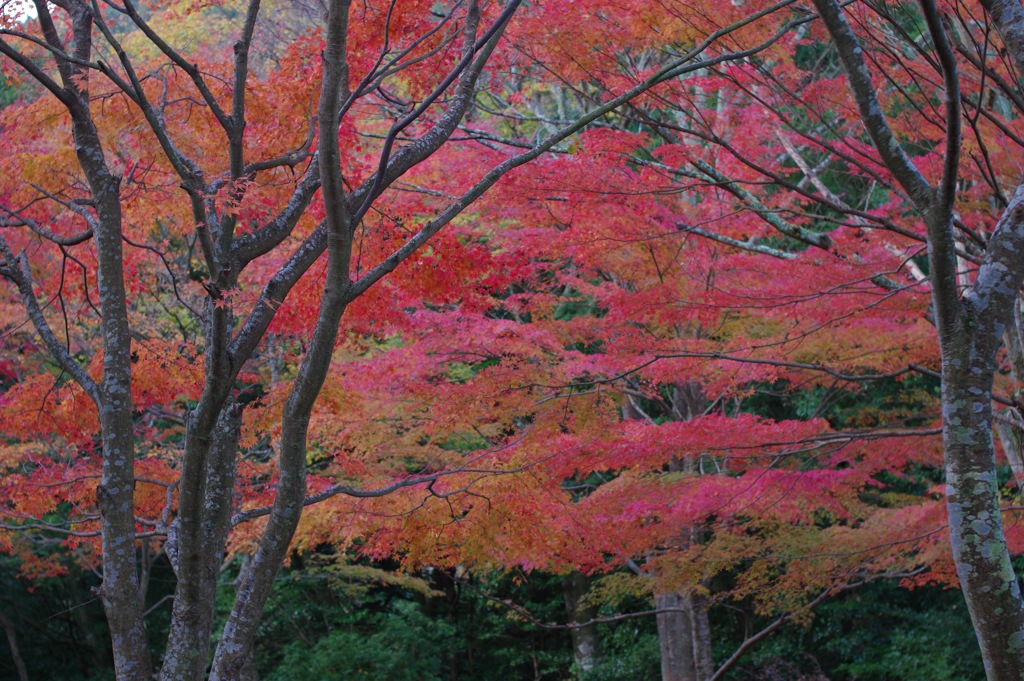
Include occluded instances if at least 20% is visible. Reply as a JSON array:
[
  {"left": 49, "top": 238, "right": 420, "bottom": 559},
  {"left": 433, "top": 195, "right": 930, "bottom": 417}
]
[
  {"left": 630, "top": 382, "right": 715, "bottom": 681},
  {"left": 657, "top": 592, "right": 694, "bottom": 681},
  {"left": 655, "top": 591, "right": 712, "bottom": 681},
  {"left": 563, "top": 572, "right": 601, "bottom": 677},
  {"left": 812, "top": 1, "right": 1024, "bottom": 677}
]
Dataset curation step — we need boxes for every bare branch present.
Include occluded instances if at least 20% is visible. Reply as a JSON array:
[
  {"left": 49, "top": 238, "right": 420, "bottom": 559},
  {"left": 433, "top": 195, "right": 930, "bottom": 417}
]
[
  {"left": 0, "top": 205, "right": 93, "bottom": 246},
  {"left": 676, "top": 222, "right": 797, "bottom": 259},
  {"left": 690, "top": 158, "right": 834, "bottom": 251},
  {"left": 119, "top": 0, "right": 232, "bottom": 132},
  {"left": 810, "top": 0, "right": 934, "bottom": 209},
  {"left": 0, "top": 237, "right": 100, "bottom": 400},
  {"left": 920, "top": 0, "right": 962, "bottom": 217}
]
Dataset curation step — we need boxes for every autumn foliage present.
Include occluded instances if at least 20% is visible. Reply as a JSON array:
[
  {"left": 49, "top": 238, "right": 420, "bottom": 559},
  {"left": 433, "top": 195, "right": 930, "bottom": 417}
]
[{"left": 3, "top": 0, "right": 1024, "bottom": 678}]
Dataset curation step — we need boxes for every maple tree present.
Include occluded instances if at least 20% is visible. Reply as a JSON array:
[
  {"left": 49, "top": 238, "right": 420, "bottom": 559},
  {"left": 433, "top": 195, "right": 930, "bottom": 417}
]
[
  {"left": 251, "top": 6, "right": 955, "bottom": 681},
  {"left": 482, "top": 2, "right": 1024, "bottom": 678},
  {"left": 303, "top": 116, "right": 948, "bottom": 677},
  {"left": 785, "top": 2, "right": 1024, "bottom": 677},
  {"left": 275, "top": 0, "right": 1024, "bottom": 678},
  {"left": 0, "top": 0, "right": 855, "bottom": 679}
]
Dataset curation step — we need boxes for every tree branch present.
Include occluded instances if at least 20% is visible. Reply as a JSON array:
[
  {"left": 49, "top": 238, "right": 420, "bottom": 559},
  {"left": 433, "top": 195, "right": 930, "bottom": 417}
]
[{"left": 810, "top": 0, "right": 934, "bottom": 209}]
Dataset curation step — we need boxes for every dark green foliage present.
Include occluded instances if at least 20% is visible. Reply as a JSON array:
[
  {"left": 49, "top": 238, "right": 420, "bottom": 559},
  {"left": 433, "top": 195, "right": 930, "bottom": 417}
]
[
  {"left": 253, "top": 559, "right": 574, "bottom": 680},
  {"left": 0, "top": 557, "right": 114, "bottom": 681},
  {"left": 0, "top": 74, "right": 27, "bottom": 108},
  {"left": 266, "top": 600, "right": 455, "bottom": 681},
  {"left": 579, "top": 625, "right": 660, "bottom": 681},
  {"left": 0, "top": 549, "right": 989, "bottom": 680},
  {"left": 734, "top": 582, "right": 984, "bottom": 680},
  {"left": 743, "top": 375, "right": 940, "bottom": 430},
  {"left": 0, "top": 551, "right": 177, "bottom": 681}
]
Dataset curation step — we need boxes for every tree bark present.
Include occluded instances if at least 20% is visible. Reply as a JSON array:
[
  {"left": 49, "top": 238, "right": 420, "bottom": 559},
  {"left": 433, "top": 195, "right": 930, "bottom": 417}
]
[
  {"left": 656, "top": 592, "right": 696, "bottom": 681},
  {"left": 655, "top": 588, "right": 712, "bottom": 681},
  {"left": 67, "top": 28, "right": 154, "bottom": 681},
  {"left": 161, "top": 406, "right": 243, "bottom": 681},
  {"left": 563, "top": 572, "right": 601, "bottom": 677},
  {"left": 689, "top": 591, "right": 713, "bottom": 681},
  {"left": 628, "top": 382, "right": 715, "bottom": 681}
]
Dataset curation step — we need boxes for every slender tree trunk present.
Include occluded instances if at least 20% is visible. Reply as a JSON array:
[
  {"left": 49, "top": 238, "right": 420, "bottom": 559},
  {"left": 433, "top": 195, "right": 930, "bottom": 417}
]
[
  {"left": 939, "top": 304, "right": 1024, "bottom": 681},
  {"left": 162, "top": 405, "right": 243, "bottom": 681},
  {"left": 661, "top": 385, "right": 714, "bottom": 681},
  {"left": 208, "top": 5, "right": 355, "bottom": 675},
  {"left": 689, "top": 591, "right": 713, "bottom": 681},
  {"left": 74, "top": 95, "right": 153, "bottom": 681},
  {"left": 628, "top": 381, "right": 715, "bottom": 681}
]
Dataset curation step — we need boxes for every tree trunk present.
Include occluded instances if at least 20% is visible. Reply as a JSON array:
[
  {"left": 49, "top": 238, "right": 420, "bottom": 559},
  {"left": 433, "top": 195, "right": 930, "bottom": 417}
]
[
  {"left": 689, "top": 591, "right": 713, "bottom": 681},
  {"left": 162, "top": 405, "right": 243, "bottom": 681},
  {"left": 655, "top": 591, "right": 712, "bottom": 681},
  {"left": 653, "top": 383, "right": 714, "bottom": 681},
  {"left": 0, "top": 607, "right": 29, "bottom": 681},
  {"left": 810, "top": 1, "right": 1024, "bottom": 677},
  {"left": 563, "top": 572, "right": 601, "bottom": 677},
  {"left": 940, "top": 321, "right": 1024, "bottom": 680},
  {"left": 657, "top": 592, "right": 694, "bottom": 681}
]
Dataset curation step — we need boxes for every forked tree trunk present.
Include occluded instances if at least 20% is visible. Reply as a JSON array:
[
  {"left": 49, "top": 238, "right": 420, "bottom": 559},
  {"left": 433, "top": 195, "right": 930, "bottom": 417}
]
[{"left": 655, "top": 591, "right": 713, "bottom": 681}]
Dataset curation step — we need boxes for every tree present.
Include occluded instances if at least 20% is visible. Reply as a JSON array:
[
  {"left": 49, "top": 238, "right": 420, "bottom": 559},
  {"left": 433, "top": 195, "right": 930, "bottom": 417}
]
[
  {"left": 314, "top": 121, "right": 952, "bottom": 678},
  {"left": 492, "top": 2, "right": 1024, "bottom": 676},
  {"left": 0, "top": 0, "right": 814, "bottom": 679},
  {"left": 287, "top": 18, "right": 956, "bottom": 681},
  {"left": 285, "top": 0, "right": 1024, "bottom": 677},
  {"left": 802, "top": 1, "right": 1024, "bottom": 678}
]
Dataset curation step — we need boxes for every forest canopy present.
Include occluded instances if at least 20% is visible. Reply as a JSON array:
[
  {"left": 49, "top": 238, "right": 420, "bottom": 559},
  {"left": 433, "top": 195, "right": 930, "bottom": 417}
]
[{"left": 1, "top": 0, "right": 1024, "bottom": 679}]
